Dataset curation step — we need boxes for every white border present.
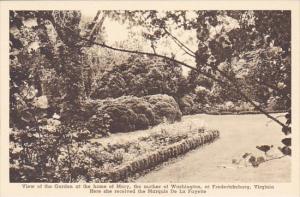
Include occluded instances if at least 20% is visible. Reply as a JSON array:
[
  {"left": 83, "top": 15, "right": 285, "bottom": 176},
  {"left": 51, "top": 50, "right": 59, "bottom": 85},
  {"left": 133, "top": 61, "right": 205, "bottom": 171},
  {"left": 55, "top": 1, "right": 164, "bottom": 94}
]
[{"left": 1, "top": 1, "right": 299, "bottom": 197}]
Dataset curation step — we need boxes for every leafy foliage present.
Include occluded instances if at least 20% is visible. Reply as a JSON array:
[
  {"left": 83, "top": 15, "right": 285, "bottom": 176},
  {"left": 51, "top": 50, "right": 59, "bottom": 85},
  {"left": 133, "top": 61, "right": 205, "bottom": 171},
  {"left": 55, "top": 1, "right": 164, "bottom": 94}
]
[
  {"left": 90, "top": 54, "right": 185, "bottom": 100},
  {"left": 85, "top": 94, "right": 181, "bottom": 133}
]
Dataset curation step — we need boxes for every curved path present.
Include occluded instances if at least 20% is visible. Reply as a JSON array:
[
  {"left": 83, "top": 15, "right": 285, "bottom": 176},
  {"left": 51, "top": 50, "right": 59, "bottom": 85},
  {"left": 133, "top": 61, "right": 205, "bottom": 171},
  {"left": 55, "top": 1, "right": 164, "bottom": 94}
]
[{"left": 136, "top": 114, "right": 290, "bottom": 182}]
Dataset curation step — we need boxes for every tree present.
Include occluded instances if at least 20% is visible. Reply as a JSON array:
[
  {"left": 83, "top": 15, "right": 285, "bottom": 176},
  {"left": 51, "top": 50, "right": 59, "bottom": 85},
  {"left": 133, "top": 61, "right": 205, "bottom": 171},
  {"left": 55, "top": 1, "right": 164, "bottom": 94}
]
[
  {"left": 84, "top": 10, "right": 291, "bottom": 154},
  {"left": 9, "top": 10, "right": 104, "bottom": 182}
]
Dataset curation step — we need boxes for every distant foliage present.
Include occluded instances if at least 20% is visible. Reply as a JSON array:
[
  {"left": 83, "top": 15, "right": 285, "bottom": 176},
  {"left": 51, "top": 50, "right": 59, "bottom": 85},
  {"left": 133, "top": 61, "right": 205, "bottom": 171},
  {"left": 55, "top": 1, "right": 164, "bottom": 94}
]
[
  {"left": 178, "top": 94, "right": 195, "bottom": 115},
  {"left": 90, "top": 55, "right": 185, "bottom": 100}
]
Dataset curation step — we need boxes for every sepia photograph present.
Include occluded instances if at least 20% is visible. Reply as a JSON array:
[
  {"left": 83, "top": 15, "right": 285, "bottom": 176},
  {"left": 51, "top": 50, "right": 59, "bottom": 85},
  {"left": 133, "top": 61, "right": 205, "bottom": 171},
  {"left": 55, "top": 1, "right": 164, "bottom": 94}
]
[
  {"left": 1, "top": 1, "right": 300, "bottom": 196},
  {"left": 7, "top": 9, "right": 293, "bottom": 184}
]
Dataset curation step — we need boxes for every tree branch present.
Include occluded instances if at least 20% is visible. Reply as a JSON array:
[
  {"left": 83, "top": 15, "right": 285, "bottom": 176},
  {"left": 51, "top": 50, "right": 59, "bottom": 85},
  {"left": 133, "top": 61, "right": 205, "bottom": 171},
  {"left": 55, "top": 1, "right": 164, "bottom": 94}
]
[
  {"left": 88, "top": 11, "right": 107, "bottom": 41},
  {"left": 87, "top": 11, "right": 101, "bottom": 41},
  {"left": 163, "top": 27, "right": 195, "bottom": 57},
  {"left": 80, "top": 36, "right": 287, "bottom": 129},
  {"left": 171, "top": 37, "right": 196, "bottom": 58},
  {"left": 80, "top": 37, "right": 199, "bottom": 71},
  {"left": 150, "top": 41, "right": 157, "bottom": 54},
  {"left": 169, "top": 30, "right": 289, "bottom": 104},
  {"left": 215, "top": 67, "right": 287, "bottom": 128}
]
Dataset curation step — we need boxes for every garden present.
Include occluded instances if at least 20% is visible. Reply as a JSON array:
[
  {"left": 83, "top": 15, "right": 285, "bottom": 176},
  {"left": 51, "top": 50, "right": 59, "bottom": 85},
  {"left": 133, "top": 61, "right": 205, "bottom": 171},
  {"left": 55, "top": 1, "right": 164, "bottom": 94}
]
[{"left": 9, "top": 10, "right": 291, "bottom": 182}]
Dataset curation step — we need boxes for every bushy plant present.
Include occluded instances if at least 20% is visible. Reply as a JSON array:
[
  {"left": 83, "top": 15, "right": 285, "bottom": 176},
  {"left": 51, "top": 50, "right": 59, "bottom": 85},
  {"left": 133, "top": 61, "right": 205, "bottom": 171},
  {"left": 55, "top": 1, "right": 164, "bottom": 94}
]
[
  {"left": 84, "top": 94, "right": 182, "bottom": 133},
  {"left": 145, "top": 94, "right": 182, "bottom": 124},
  {"left": 178, "top": 94, "right": 195, "bottom": 115},
  {"left": 86, "top": 113, "right": 111, "bottom": 137},
  {"left": 90, "top": 55, "right": 184, "bottom": 100}
]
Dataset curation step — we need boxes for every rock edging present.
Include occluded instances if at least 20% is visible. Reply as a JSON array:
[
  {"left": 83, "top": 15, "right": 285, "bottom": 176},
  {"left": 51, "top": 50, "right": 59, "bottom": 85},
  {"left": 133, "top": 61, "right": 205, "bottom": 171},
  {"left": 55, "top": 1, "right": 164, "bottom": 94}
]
[{"left": 95, "top": 129, "right": 219, "bottom": 182}]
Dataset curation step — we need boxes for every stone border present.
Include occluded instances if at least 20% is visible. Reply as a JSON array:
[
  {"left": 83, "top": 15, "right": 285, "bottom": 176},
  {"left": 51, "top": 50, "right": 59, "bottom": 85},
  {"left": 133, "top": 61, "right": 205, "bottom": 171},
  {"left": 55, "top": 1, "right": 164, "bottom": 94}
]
[
  {"left": 205, "top": 110, "right": 287, "bottom": 115},
  {"left": 95, "top": 130, "right": 219, "bottom": 182}
]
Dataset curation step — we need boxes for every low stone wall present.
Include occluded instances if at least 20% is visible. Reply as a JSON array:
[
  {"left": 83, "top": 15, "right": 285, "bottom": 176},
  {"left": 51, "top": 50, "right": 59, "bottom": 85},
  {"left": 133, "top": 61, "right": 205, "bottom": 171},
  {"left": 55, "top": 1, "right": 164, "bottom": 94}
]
[
  {"left": 206, "top": 110, "right": 287, "bottom": 115},
  {"left": 95, "top": 129, "right": 219, "bottom": 182}
]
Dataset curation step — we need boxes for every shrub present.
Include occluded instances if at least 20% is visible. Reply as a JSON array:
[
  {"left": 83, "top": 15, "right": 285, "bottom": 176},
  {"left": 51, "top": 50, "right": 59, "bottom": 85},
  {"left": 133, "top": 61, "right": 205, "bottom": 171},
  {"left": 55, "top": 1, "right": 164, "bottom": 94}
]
[
  {"left": 178, "top": 94, "right": 195, "bottom": 115},
  {"left": 103, "top": 105, "right": 138, "bottom": 133},
  {"left": 84, "top": 94, "right": 182, "bottom": 133},
  {"left": 86, "top": 112, "right": 111, "bottom": 136},
  {"left": 90, "top": 55, "right": 184, "bottom": 100},
  {"left": 194, "top": 85, "right": 210, "bottom": 104},
  {"left": 145, "top": 94, "right": 182, "bottom": 124},
  {"left": 235, "top": 101, "right": 255, "bottom": 112},
  {"left": 266, "top": 96, "right": 287, "bottom": 111},
  {"left": 118, "top": 96, "right": 156, "bottom": 126},
  {"left": 135, "top": 114, "right": 150, "bottom": 130}
]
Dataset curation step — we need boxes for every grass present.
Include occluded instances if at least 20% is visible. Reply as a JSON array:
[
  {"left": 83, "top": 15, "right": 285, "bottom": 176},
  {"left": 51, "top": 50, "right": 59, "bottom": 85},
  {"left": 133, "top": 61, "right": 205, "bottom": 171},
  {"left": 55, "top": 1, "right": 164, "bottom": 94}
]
[{"left": 137, "top": 113, "right": 291, "bottom": 182}]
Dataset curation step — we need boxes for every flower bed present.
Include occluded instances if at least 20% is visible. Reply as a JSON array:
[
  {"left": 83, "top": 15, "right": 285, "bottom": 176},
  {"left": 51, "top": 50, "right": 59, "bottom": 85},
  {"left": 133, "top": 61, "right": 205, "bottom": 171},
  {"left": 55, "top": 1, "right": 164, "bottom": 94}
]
[
  {"left": 10, "top": 120, "right": 219, "bottom": 182},
  {"left": 86, "top": 128, "right": 219, "bottom": 182}
]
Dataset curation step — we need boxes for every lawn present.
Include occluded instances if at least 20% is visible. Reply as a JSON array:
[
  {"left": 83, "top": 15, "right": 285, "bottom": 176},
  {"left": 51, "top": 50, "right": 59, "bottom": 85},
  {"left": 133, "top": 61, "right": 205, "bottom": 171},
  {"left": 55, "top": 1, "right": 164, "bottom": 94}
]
[{"left": 137, "top": 113, "right": 291, "bottom": 182}]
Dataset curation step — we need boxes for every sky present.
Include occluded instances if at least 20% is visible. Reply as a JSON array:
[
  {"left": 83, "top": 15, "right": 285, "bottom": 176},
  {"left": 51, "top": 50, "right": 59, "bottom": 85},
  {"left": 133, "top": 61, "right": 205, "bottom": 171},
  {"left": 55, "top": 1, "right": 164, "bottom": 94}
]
[
  {"left": 80, "top": 10, "right": 198, "bottom": 76},
  {"left": 81, "top": 9, "right": 130, "bottom": 43},
  {"left": 80, "top": 10, "right": 239, "bottom": 76}
]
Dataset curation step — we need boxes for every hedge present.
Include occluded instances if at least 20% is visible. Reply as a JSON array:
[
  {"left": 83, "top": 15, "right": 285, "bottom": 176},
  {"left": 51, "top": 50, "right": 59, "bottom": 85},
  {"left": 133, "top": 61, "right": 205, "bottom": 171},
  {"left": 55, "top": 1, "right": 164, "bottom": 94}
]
[{"left": 84, "top": 94, "right": 182, "bottom": 134}]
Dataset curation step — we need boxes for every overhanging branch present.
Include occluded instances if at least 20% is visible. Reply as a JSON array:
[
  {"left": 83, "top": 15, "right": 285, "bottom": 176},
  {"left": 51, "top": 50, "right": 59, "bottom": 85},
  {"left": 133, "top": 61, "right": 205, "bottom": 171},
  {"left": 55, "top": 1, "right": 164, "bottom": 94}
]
[
  {"left": 80, "top": 36, "right": 287, "bottom": 128},
  {"left": 163, "top": 27, "right": 196, "bottom": 57},
  {"left": 215, "top": 68, "right": 287, "bottom": 128}
]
